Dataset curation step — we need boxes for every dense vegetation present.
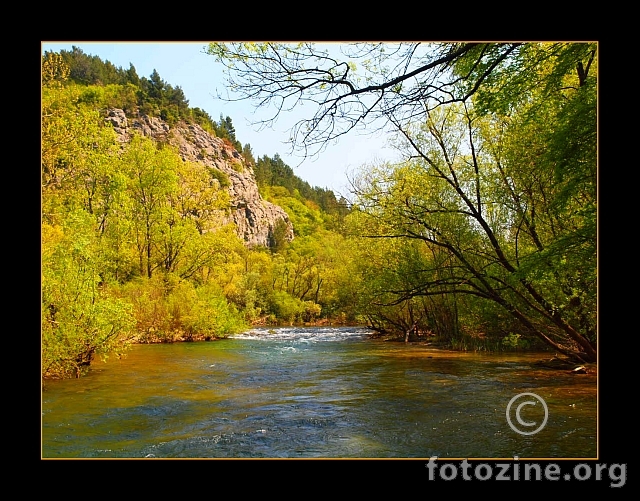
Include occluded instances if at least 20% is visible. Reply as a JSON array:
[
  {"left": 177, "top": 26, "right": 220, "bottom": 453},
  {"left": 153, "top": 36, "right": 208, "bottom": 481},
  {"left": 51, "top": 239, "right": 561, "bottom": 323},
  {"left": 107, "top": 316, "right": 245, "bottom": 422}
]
[
  {"left": 41, "top": 42, "right": 597, "bottom": 381},
  {"left": 209, "top": 42, "right": 598, "bottom": 363},
  {"left": 41, "top": 49, "right": 362, "bottom": 380}
]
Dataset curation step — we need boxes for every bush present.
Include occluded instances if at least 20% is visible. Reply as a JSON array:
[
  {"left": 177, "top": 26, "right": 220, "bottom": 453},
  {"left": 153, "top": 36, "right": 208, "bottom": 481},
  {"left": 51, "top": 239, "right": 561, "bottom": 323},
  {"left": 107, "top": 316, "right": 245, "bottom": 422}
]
[
  {"left": 230, "top": 159, "right": 244, "bottom": 173},
  {"left": 501, "top": 332, "right": 530, "bottom": 350},
  {"left": 269, "top": 291, "right": 307, "bottom": 323},
  {"left": 180, "top": 283, "right": 247, "bottom": 339},
  {"left": 117, "top": 276, "right": 248, "bottom": 342},
  {"left": 208, "top": 167, "right": 231, "bottom": 188},
  {"left": 118, "top": 275, "right": 174, "bottom": 342}
]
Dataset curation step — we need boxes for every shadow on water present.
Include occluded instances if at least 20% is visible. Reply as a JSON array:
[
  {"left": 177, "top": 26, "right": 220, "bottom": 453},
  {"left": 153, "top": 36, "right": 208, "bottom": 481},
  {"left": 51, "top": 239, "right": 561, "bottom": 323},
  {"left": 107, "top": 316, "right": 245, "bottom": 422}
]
[{"left": 42, "top": 327, "right": 596, "bottom": 459}]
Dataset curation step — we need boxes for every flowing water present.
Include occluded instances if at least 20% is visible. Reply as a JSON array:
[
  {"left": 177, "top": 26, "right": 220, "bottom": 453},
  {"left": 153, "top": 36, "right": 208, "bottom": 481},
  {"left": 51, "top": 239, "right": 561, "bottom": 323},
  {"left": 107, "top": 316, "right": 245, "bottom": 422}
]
[{"left": 41, "top": 327, "right": 597, "bottom": 459}]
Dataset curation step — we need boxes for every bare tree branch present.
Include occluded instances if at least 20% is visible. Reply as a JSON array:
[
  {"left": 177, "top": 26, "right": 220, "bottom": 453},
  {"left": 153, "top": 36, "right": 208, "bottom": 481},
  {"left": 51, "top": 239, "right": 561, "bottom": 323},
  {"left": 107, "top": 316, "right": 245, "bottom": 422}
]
[{"left": 206, "top": 42, "right": 522, "bottom": 160}]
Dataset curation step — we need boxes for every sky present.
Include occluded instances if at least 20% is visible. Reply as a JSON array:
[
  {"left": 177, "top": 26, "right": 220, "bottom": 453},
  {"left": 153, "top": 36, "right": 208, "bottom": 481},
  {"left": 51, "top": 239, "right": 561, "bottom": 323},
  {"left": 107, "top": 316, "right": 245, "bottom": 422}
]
[{"left": 41, "top": 41, "right": 403, "bottom": 197}]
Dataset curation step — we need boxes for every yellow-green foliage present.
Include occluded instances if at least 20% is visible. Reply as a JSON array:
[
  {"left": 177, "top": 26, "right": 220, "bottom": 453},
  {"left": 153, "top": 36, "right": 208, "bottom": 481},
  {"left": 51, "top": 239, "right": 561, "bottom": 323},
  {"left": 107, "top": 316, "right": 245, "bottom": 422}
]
[
  {"left": 41, "top": 74, "right": 365, "bottom": 380},
  {"left": 76, "top": 83, "right": 139, "bottom": 114},
  {"left": 208, "top": 167, "right": 230, "bottom": 188},
  {"left": 262, "top": 185, "right": 324, "bottom": 237},
  {"left": 116, "top": 276, "right": 247, "bottom": 342},
  {"left": 42, "top": 52, "right": 70, "bottom": 86},
  {"left": 230, "top": 159, "right": 244, "bottom": 173},
  {"left": 42, "top": 212, "right": 136, "bottom": 379}
]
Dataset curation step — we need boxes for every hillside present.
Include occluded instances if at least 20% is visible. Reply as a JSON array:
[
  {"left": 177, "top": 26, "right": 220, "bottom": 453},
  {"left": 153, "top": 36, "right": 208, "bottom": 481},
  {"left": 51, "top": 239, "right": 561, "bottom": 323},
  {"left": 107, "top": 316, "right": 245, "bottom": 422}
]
[
  {"left": 106, "top": 108, "right": 294, "bottom": 247},
  {"left": 42, "top": 49, "right": 359, "bottom": 380}
]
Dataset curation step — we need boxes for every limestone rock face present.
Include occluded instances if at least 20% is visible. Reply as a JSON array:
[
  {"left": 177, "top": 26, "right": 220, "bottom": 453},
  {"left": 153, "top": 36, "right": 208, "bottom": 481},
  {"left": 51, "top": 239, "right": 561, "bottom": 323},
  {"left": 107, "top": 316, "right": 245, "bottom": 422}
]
[{"left": 106, "top": 109, "right": 294, "bottom": 247}]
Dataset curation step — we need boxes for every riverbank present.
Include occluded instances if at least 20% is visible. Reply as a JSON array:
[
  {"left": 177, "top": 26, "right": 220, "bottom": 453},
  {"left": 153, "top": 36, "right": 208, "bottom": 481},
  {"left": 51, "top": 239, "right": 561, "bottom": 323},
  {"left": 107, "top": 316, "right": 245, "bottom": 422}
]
[
  {"left": 127, "top": 321, "right": 595, "bottom": 375},
  {"left": 133, "top": 317, "right": 364, "bottom": 344}
]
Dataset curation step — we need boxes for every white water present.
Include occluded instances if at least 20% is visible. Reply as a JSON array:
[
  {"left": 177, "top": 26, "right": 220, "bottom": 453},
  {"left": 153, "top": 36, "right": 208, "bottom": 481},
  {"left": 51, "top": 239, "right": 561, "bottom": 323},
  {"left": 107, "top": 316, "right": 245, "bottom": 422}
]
[
  {"left": 42, "top": 327, "right": 597, "bottom": 459},
  {"left": 230, "top": 326, "right": 371, "bottom": 342}
]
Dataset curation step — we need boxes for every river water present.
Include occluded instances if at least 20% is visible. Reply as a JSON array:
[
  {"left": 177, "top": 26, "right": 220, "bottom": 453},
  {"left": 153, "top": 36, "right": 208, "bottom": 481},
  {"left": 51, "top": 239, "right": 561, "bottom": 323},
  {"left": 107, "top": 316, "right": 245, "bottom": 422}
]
[{"left": 41, "top": 327, "right": 597, "bottom": 459}]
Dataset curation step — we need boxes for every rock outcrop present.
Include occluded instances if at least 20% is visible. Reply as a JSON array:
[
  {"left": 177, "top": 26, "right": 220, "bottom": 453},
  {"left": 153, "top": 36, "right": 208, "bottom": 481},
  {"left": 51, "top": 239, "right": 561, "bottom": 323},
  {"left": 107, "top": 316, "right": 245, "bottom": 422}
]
[{"left": 106, "top": 109, "right": 294, "bottom": 247}]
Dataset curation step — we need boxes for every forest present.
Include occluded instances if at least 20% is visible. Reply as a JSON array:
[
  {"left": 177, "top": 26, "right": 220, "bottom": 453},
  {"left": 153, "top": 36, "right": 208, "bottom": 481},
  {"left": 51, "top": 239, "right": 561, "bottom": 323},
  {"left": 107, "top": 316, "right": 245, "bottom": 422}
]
[{"left": 41, "top": 42, "right": 597, "bottom": 381}]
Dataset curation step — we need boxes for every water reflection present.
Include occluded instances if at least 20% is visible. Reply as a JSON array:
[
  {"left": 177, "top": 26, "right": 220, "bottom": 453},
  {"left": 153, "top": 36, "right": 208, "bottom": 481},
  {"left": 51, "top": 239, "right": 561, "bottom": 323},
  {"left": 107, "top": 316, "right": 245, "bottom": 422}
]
[{"left": 42, "top": 327, "right": 596, "bottom": 458}]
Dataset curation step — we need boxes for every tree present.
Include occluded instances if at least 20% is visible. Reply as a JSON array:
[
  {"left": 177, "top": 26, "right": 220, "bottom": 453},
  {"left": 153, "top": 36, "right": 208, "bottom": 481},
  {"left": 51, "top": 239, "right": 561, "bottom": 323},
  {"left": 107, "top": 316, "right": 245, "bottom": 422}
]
[
  {"left": 42, "top": 51, "right": 70, "bottom": 86},
  {"left": 120, "top": 134, "right": 180, "bottom": 278},
  {"left": 42, "top": 211, "right": 135, "bottom": 379},
  {"left": 42, "top": 81, "right": 139, "bottom": 379},
  {"left": 214, "top": 114, "right": 242, "bottom": 151},
  {"left": 207, "top": 43, "right": 570, "bottom": 156},
  {"left": 242, "top": 143, "right": 255, "bottom": 165},
  {"left": 125, "top": 63, "right": 140, "bottom": 86},
  {"left": 208, "top": 42, "right": 597, "bottom": 362},
  {"left": 350, "top": 101, "right": 595, "bottom": 362},
  {"left": 158, "top": 159, "right": 231, "bottom": 278},
  {"left": 147, "top": 69, "right": 165, "bottom": 99},
  {"left": 269, "top": 218, "right": 290, "bottom": 253}
]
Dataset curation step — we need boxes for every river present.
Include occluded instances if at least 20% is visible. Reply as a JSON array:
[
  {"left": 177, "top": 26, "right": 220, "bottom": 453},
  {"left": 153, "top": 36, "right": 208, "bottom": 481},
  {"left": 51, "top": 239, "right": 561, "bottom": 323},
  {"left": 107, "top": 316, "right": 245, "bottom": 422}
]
[{"left": 41, "top": 326, "right": 597, "bottom": 459}]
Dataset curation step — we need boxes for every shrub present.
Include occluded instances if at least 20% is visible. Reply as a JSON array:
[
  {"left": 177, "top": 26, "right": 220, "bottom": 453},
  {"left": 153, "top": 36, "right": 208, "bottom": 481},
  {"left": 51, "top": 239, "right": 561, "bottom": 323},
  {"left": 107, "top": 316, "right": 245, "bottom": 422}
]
[
  {"left": 181, "top": 284, "right": 247, "bottom": 339},
  {"left": 501, "top": 332, "right": 530, "bottom": 350},
  {"left": 208, "top": 167, "right": 231, "bottom": 188},
  {"left": 230, "top": 159, "right": 244, "bottom": 173},
  {"left": 270, "top": 290, "right": 306, "bottom": 323}
]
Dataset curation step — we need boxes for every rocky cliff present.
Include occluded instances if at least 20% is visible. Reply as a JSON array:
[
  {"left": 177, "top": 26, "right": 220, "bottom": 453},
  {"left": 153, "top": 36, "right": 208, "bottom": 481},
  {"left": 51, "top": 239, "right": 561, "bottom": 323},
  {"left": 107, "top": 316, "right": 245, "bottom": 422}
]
[{"left": 106, "top": 109, "right": 294, "bottom": 247}]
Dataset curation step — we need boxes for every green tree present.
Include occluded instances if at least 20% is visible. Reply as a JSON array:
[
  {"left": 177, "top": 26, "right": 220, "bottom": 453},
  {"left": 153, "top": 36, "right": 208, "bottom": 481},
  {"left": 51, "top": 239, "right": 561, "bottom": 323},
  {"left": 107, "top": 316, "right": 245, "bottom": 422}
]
[
  {"left": 350, "top": 100, "right": 595, "bottom": 361},
  {"left": 242, "top": 143, "right": 255, "bottom": 165},
  {"left": 121, "top": 135, "right": 180, "bottom": 278},
  {"left": 269, "top": 218, "right": 290, "bottom": 253},
  {"left": 42, "top": 51, "right": 70, "bottom": 86},
  {"left": 207, "top": 42, "right": 597, "bottom": 361},
  {"left": 147, "top": 69, "right": 165, "bottom": 99},
  {"left": 125, "top": 63, "right": 140, "bottom": 86},
  {"left": 42, "top": 211, "right": 135, "bottom": 379}
]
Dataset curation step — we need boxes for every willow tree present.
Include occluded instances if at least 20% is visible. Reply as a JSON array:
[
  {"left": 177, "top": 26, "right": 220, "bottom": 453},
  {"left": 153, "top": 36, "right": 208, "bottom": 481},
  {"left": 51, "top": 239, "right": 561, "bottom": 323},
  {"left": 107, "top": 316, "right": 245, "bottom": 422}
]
[{"left": 351, "top": 99, "right": 595, "bottom": 362}]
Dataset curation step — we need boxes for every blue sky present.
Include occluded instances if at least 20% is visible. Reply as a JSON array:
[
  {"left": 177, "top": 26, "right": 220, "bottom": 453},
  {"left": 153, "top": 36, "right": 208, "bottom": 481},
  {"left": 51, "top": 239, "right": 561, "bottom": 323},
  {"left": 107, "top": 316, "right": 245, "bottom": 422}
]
[{"left": 41, "top": 41, "right": 401, "bottom": 196}]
